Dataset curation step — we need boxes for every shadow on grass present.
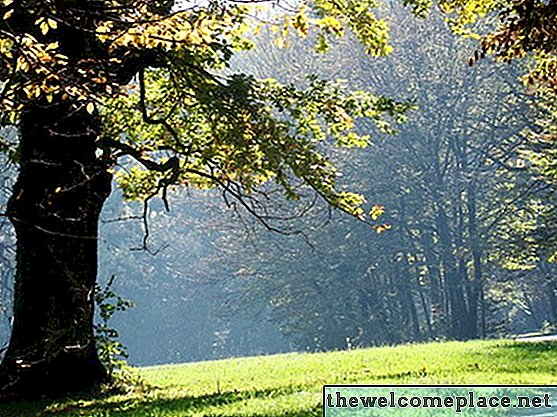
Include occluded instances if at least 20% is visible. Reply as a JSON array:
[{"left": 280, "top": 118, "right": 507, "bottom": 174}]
[
  {"left": 488, "top": 340, "right": 557, "bottom": 367},
  {"left": 454, "top": 340, "right": 557, "bottom": 377},
  {"left": 501, "top": 341, "right": 557, "bottom": 354},
  {"left": 0, "top": 382, "right": 142, "bottom": 417},
  {"left": 0, "top": 385, "right": 321, "bottom": 417}
]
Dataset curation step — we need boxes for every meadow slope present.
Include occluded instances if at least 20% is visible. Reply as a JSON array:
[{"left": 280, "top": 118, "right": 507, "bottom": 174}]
[{"left": 1, "top": 339, "right": 556, "bottom": 417}]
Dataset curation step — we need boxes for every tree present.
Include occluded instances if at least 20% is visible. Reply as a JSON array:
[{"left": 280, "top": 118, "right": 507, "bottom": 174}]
[
  {"left": 215, "top": 4, "right": 548, "bottom": 348},
  {"left": 0, "top": 158, "right": 14, "bottom": 348},
  {"left": 440, "top": 0, "right": 557, "bottom": 322},
  {"left": 98, "top": 190, "right": 290, "bottom": 365},
  {"left": 0, "top": 0, "right": 415, "bottom": 399},
  {"left": 441, "top": 0, "right": 556, "bottom": 86}
]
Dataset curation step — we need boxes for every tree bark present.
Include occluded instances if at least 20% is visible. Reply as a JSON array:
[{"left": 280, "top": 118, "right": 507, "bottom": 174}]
[
  {"left": 431, "top": 153, "right": 476, "bottom": 341},
  {"left": 464, "top": 180, "right": 481, "bottom": 340},
  {"left": 0, "top": 101, "right": 112, "bottom": 399}
]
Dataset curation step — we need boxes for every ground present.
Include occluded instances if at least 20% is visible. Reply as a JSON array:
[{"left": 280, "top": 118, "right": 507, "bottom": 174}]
[{"left": 1, "top": 339, "right": 556, "bottom": 417}]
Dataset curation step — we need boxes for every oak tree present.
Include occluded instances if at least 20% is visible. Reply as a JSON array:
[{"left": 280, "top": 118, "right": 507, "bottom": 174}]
[{"left": 0, "top": 0, "right": 413, "bottom": 399}]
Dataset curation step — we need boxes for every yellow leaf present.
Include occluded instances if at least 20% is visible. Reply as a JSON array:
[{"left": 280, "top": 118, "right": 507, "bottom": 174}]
[
  {"left": 86, "top": 102, "right": 95, "bottom": 114},
  {"left": 253, "top": 23, "right": 263, "bottom": 36},
  {"left": 370, "top": 204, "right": 385, "bottom": 220},
  {"left": 188, "top": 30, "right": 202, "bottom": 45},
  {"left": 23, "top": 84, "right": 36, "bottom": 99},
  {"left": 45, "top": 42, "right": 59, "bottom": 51},
  {"left": 40, "top": 22, "right": 49, "bottom": 35},
  {"left": 374, "top": 223, "right": 392, "bottom": 234},
  {"left": 3, "top": 9, "right": 13, "bottom": 20},
  {"left": 273, "top": 36, "right": 285, "bottom": 48}
]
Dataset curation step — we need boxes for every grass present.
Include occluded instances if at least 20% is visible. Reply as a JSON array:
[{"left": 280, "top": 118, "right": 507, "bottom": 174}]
[{"left": 1, "top": 339, "right": 556, "bottom": 417}]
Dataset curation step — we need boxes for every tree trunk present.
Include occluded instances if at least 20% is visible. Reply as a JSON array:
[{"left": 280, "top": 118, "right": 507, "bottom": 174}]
[
  {"left": 430, "top": 158, "right": 472, "bottom": 340},
  {"left": 435, "top": 204, "right": 471, "bottom": 340},
  {"left": 0, "top": 101, "right": 112, "bottom": 399}
]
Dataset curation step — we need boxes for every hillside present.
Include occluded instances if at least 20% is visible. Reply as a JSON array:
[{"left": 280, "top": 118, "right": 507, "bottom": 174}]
[{"left": 2, "top": 339, "right": 556, "bottom": 417}]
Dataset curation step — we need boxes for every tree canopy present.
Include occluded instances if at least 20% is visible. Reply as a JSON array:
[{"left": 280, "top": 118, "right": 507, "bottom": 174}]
[
  {"left": 211, "top": 5, "right": 552, "bottom": 350},
  {"left": 0, "top": 0, "right": 414, "bottom": 220},
  {"left": 0, "top": 0, "right": 555, "bottom": 401},
  {"left": 0, "top": 1, "right": 552, "bottom": 212}
]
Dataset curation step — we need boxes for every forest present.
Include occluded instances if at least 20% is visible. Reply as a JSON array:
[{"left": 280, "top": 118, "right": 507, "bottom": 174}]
[{"left": 0, "top": 0, "right": 555, "bottom": 411}]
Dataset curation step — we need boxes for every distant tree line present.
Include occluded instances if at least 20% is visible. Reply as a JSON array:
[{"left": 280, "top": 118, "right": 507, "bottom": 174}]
[
  {"left": 0, "top": 2, "right": 554, "bottom": 367},
  {"left": 213, "top": 6, "right": 557, "bottom": 350}
]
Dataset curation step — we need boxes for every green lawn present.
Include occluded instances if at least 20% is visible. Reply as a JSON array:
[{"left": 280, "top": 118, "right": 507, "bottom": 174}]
[{"left": 1, "top": 339, "right": 556, "bottom": 417}]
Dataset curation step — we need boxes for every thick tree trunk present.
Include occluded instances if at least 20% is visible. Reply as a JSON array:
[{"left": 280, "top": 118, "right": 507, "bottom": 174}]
[{"left": 0, "top": 101, "right": 112, "bottom": 399}]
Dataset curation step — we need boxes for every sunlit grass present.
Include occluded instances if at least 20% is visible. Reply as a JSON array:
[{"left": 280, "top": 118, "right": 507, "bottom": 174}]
[{"left": 2, "top": 339, "right": 556, "bottom": 417}]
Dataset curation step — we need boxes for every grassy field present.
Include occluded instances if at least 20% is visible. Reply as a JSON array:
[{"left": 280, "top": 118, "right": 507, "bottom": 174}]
[{"left": 1, "top": 339, "right": 556, "bottom": 417}]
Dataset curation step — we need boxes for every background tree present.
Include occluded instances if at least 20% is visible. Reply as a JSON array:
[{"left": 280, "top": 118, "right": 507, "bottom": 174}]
[
  {"left": 0, "top": 157, "right": 14, "bottom": 348},
  {"left": 214, "top": 4, "right": 554, "bottom": 350},
  {"left": 98, "top": 190, "right": 291, "bottom": 365},
  {"left": 442, "top": 0, "right": 556, "bottom": 89},
  {"left": 442, "top": 0, "right": 557, "bottom": 236}
]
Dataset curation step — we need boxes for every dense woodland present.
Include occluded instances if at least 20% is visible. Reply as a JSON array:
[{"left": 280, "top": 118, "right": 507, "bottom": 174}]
[
  {"left": 0, "top": 0, "right": 554, "bottom": 400},
  {"left": 0, "top": 3, "right": 553, "bottom": 365}
]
